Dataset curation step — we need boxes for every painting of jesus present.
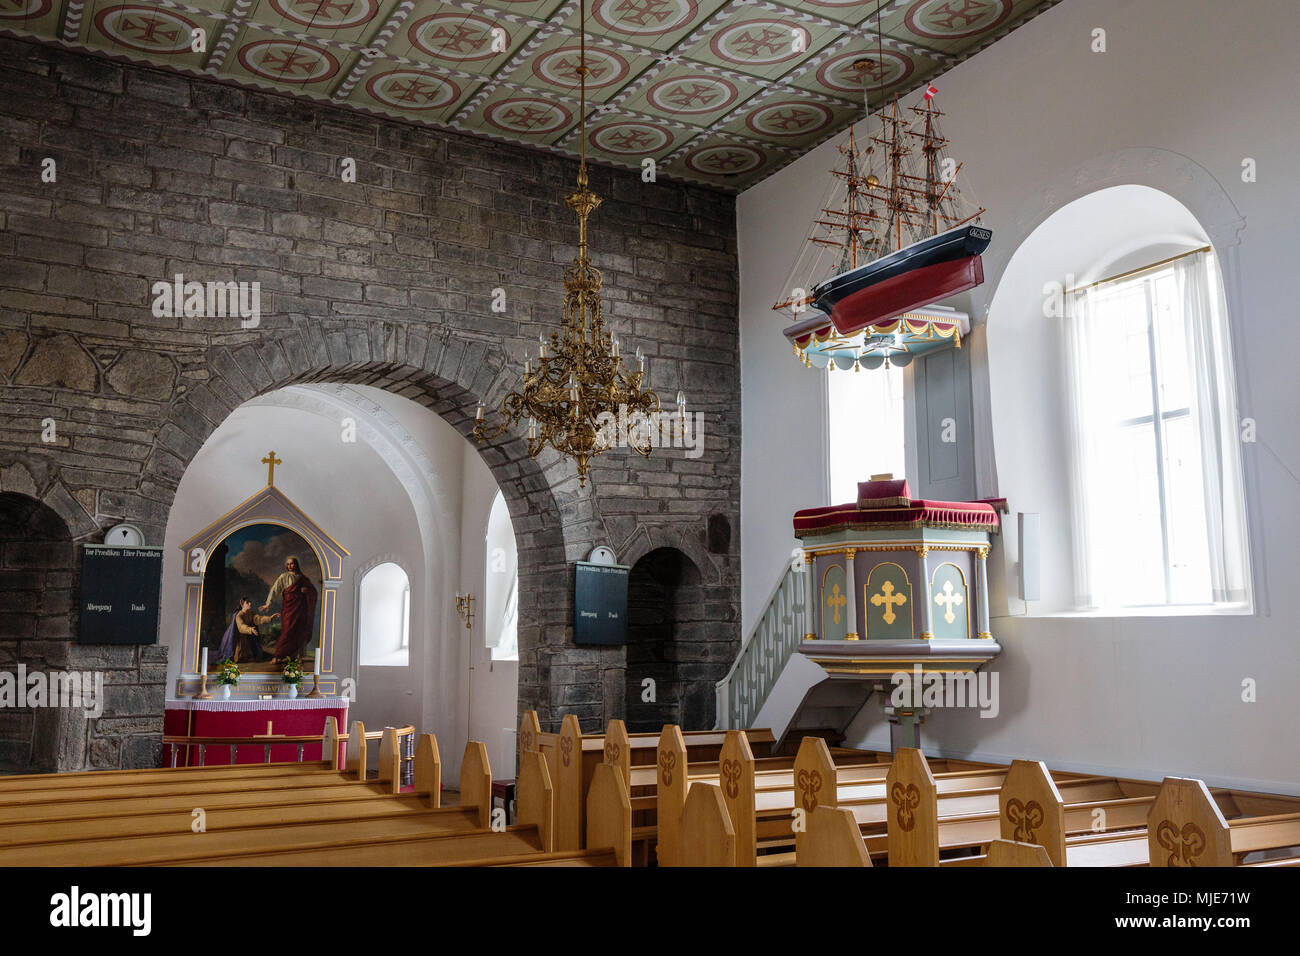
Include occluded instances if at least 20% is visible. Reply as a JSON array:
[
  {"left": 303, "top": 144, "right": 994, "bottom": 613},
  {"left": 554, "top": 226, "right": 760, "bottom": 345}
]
[
  {"left": 261, "top": 555, "right": 319, "bottom": 663},
  {"left": 199, "top": 524, "right": 323, "bottom": 671}
]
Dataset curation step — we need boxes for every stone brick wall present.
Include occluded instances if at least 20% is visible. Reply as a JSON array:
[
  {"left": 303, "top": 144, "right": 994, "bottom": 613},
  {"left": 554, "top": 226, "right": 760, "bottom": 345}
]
[
  {"left": 0, "top": 35, "right": 741, "bottom": 746},
  {"left": 0, "top": 491, "right": 166, "bottom": 771}
]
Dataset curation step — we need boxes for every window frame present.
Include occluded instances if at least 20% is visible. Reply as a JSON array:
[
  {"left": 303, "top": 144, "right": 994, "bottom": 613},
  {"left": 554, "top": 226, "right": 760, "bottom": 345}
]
[
  {"left": 357, "top": 560, "right": 412, "bottom": 667},
  {"left": 1067, "top": 250, "right": 1250, "bottom": 614}
]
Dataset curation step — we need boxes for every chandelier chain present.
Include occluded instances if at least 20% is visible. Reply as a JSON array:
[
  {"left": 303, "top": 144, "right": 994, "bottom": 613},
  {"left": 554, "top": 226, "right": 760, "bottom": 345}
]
[{"left": 472, "top": 0, "right": 672, "bottom": 486}]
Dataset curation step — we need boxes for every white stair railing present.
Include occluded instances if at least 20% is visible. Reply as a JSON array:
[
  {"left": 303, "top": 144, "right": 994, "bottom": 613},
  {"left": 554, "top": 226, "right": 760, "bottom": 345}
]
[{"left": 715, "top": 560, "right": 807, "bottom": 730}]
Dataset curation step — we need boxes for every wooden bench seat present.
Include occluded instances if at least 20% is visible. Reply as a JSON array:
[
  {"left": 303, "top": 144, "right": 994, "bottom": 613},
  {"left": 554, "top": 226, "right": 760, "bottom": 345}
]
[
  {"left": 142, "top": 750, "right": 629, "bottom": 868},
  {"left": 448, "top": 848, "right": 620, "bottom": 867},
  {"left": 0, "top": 792, "right": 442, "bottom": 846},
  {"left": 0, "top": 734, "right": 475, "bottom": 864},
  {"left": 0, "top": 759, "right": 336, "bottom": 791},
  {"left": 799, "top": 754, "right": 1300, "bottom": 868},
  {"left": 0, "top": 809, "right": 487, "bottom": 866},
  {"left": 0, "top": 730, "right": 447, "bottom": 839}
]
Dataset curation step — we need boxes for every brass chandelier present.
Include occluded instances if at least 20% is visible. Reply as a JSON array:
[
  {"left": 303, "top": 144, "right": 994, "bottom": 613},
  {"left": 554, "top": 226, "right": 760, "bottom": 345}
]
[{"left": 473, "top": 0, "right": 678, "bottom": 486}]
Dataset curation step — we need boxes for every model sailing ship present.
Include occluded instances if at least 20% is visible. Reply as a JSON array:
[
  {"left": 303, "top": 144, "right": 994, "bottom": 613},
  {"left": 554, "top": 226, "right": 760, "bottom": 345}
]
[{"left": 778, "top": 67, "right": 991, "bottom": 369}]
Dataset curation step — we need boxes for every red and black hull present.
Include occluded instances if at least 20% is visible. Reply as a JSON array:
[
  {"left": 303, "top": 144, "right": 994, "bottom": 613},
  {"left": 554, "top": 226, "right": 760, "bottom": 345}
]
[{"left": 810, "top": 225, "right": 992, "bottom": 334}]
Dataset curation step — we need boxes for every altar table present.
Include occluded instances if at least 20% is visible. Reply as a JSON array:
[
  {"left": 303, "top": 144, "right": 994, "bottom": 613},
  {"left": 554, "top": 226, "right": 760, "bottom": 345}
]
[{"left": 162, "top": 697, "right": 349, "bottom": 767}]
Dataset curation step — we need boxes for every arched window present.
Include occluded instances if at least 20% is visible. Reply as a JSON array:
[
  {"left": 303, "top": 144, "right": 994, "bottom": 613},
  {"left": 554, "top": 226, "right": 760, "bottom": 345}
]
[
  {"left": 988, "top": 184, "right": 1250, "bottom": 613},
  {"left": 483, "top": 492, "right": 518, "bottom": 661},
  {"left": 358, "top": 562, "right": 411, "bottom": 666},
  {"left": 827, "top": 363, "right": 905, "bottom": 504},
  {"left": 1065, "top": 248, "right": 1248, "bottom": 608}
]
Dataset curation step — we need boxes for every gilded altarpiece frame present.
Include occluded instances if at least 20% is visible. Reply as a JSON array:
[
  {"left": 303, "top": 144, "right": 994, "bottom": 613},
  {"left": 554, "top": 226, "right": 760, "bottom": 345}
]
[{"left": 175, "top": 484, "right": 349, "bottom": 698}]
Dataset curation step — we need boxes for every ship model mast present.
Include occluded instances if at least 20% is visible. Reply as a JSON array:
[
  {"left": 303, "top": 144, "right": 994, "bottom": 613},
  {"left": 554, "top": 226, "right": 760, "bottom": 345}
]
[
  {"left": 775, "top": 58, "right": 992, "bottom": 370},
  {"left": 773, "top": 62, "right": 984, "bottom": 316}
]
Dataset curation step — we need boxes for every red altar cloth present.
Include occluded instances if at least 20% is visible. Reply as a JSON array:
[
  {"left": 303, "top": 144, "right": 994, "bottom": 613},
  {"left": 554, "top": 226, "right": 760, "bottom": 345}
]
[{"left": 162, "top": 698, "right": 349, "bottom": 767}]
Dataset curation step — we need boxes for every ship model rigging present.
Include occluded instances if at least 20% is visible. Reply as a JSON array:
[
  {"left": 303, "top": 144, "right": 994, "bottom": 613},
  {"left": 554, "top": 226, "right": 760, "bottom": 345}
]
[{"left": 778, "top": 61, "right": 991, "bottom": 370}]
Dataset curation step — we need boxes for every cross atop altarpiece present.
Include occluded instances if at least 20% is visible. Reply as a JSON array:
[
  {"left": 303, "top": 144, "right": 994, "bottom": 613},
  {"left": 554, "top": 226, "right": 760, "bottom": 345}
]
[{"left": 262, "top": 450, "right": 282, "bottom": 486}]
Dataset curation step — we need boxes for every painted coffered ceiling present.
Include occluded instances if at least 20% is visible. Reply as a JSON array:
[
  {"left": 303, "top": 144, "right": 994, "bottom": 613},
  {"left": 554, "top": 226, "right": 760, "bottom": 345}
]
[{"left": 2, "top": 0, "right": 1062, "bottom": 190}]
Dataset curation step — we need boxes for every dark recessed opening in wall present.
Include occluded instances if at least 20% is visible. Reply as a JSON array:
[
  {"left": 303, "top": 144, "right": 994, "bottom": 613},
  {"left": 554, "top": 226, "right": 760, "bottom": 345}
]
[
  {"left": 706, "top": 514, "right": 731, "bottom": 555},
  {"left": 625, "top": 546, "right": 712, "bottom": 733},
  {"left": 0, "top": 492, "right": 77, "bottom": 773}
]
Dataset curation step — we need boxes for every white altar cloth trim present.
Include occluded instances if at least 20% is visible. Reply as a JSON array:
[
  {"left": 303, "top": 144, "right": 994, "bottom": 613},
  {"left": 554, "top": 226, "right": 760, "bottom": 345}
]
[{"left": 165, "top": 698, "right": 350, "bottom": 712}]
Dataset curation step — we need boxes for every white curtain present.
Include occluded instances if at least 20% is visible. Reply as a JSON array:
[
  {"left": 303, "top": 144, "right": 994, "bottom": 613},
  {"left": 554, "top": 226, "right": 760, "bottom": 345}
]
[
  {"left": 1176, "top": 252, "right": 1249, "bottom": 603},
  {"left": 1064, "top": 251, "right": 1250, "bottom": 609},
  {"left": 491, "top": 574, "right": 519, "bottom": 661},
  {"left": 1062, "top": 286, "right": 1105, "bottom": 608}
]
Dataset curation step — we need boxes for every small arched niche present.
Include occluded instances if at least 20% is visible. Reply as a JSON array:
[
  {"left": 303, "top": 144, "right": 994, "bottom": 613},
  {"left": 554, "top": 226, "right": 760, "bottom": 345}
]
[
  {"left": 625, "top": 547, "right": 705, "bottom": 732},
  {"left": 358, "top": 562, "right": 411, "bottom": 667}
]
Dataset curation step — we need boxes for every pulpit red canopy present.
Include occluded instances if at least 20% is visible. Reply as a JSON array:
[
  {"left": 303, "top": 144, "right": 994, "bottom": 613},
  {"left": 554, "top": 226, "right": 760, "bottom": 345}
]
[{"left": 794, "top": 478, "right": 1002, "bottom": 537}]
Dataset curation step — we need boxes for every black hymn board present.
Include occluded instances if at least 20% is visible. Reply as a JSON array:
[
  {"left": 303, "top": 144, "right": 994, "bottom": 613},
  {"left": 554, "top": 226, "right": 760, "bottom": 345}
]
[
  {"left": 573, "top": 561, "right": 629, "bottom": 646},
  {"left": 78, "top": 545, "right": 163, "bottom": 645}
]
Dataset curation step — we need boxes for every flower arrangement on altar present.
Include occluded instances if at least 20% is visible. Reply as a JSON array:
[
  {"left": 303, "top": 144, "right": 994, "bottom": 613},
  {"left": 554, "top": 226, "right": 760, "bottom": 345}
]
[
  {"left": 280, "top": 657, "right": 304, "bottom": 698},
  {"left": 281, "top": 658, "right": 303, "bottom": 685},
  {"left": 214, "top": 659, "right": 240, "bottom": 700}
]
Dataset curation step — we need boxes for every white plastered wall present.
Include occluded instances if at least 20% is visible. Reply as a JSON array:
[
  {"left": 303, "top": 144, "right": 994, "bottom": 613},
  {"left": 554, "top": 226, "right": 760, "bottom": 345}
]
[{"left": 738, "top": 0, "right": 1298, "bottom": 791}]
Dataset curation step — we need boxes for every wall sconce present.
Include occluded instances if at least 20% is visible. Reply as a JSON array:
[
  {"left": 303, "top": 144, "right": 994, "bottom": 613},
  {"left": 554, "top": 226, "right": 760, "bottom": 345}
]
[{"left": 455, "top": 592, "right": 474, "bottom": 630}]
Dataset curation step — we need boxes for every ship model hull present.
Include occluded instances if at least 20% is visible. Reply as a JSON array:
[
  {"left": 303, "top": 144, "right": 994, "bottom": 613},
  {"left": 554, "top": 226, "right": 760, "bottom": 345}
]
[{"left": 810, "top": 224, "right": 992, "bottom": 335}]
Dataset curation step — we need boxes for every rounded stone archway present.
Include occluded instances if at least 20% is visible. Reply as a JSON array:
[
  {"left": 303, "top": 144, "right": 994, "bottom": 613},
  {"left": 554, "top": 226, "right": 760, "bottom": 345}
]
[{"left": 143, "top": 328, "right": 600, "bottom": 730}]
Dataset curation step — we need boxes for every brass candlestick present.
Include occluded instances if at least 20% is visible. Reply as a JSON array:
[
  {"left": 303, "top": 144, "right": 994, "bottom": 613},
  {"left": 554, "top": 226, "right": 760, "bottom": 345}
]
[{"left": 193, "top": 673, "right": 213, "bottom": 700}]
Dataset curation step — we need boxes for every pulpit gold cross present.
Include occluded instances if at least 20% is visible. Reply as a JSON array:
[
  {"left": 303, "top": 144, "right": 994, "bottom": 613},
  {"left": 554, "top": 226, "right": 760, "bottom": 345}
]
[
  {"left": 262, "top": 450, "right": 282, "bottom": 487},
  {"left": 934, "top": 580, "right": 964, "bottom": 625},
  {"left": 870, "top": 580, "right": 907, "bottom": 625},
  {"left": 826, "top": 583, "right": 846, "bottom": 625}
]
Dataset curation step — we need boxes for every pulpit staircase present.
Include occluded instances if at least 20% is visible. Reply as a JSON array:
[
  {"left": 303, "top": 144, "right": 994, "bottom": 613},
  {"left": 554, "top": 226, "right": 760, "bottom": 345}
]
[{"left": 714, "top": 563, "right": 872, "bottom": 747}]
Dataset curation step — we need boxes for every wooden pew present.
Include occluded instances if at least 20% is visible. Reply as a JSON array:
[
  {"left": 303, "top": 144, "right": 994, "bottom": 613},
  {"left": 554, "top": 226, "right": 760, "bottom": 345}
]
[
  {"left": 447, "top": 762, "right": 630, "bottom": 868},
  {"left": 743, "top": 749, "right": 1117, "bottom": 866},
  {"left": 797, "top": 807, "right": 1051, "bottom": 867},
  {"left": 658, "top": 731, "right": 1056, "bottom": 867},
  {"left": 0, "top": 730, "right": 446, "bottom": 843},
  {"left": 659, "top": 730, "right": 889, "bottom": 866},
  {"left": 795, "top": 753, "right": 1111, "bottom": 867},
  {"left": 990, "top": 763, "right": 1300, "bottom": 867},
  {"left": 0, "top": 758, "right": 336, "bottom": 789},
  {"left": 679, "top": 782, "right": 736, "bottom": 867},
  {"left": 0, "top": 718, "right": 382, "bottom": 811},
  {"left": 886, "top": 751, "right": 1153, "bottom": 867},
  {"left": 650, "top": 726, "right": 963, "bottom": 865},
  {"left": 0, "top": 738, "right": 490, "bottom": 866},
  {"left": 0, "top": 738, "right": 462, "bottom": 863},
  {"left": 0, "top": 716, "right": 349, "bottom": 793},
  {"left": 796, "top": 752, "right": 1155, "bottom": 864},
  {"left": 862, "top": 754, "right": 1300, "bottom": 868},
  {"left": 797, "top": 807, "right": 872, "bottom": 867},
  {"left": 522, "top": 711, "right": 783, "bottom": 851},
  {"left": 144, "top": 748, "right": 632, "bottom": 867},
  {"left": 1146, "top": 776, "right": 1300, "bottom": 867}
]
